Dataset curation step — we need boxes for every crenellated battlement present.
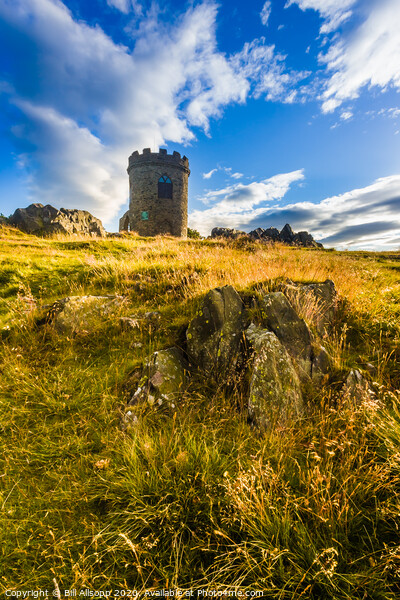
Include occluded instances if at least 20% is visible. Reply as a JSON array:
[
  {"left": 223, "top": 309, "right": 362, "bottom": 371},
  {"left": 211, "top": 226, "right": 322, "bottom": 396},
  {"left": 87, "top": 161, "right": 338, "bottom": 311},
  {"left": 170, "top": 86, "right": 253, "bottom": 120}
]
[{"left": 128, "top": 148, "right": 190, "bottom": 173}]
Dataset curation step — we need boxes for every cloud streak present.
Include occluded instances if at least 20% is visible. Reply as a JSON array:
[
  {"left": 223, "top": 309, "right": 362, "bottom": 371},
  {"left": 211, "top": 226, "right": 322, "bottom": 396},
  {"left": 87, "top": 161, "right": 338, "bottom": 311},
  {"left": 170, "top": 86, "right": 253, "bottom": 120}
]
[
  {"left": 260, "top": 1, "right": 272, "bottom": 27},
  {"left": 320, "top": 0, "right": 400, "bottom": 113},
  {"left": 286, "top": 0, "right": 357, "bottom": 33}
]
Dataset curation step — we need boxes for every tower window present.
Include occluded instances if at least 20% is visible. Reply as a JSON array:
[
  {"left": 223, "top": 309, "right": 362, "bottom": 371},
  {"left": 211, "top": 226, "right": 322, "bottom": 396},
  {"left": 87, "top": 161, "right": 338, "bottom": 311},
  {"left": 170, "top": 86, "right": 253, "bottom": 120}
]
[{"left": 158, "top": 175, "right": 173, "bottom": 199}]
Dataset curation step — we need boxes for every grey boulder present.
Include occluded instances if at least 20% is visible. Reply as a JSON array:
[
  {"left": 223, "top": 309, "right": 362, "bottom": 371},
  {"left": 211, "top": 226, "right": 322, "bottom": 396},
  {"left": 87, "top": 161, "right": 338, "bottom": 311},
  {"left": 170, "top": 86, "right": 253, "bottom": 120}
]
[
  {"left": 246, "top": 324, "right": 303, "bottom": 431},
  {"left": 129, "top": 347, "right": 187, "bottom": 409},
  {"left": 260, "top": 292, "right": 313, "bottom": 376},
  {"left": 186, "top": 285, "right": 248, "bottom": 380},
  {"left": 47, "top": 295, "right": 125, "bottom": 333}
]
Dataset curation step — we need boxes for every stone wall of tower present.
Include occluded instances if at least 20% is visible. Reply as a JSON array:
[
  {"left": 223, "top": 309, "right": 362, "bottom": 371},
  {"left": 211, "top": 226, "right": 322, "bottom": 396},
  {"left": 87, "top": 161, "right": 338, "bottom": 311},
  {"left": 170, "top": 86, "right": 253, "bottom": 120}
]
[{"left": 124, "top": 148, "right": 190, "bottom": 237}]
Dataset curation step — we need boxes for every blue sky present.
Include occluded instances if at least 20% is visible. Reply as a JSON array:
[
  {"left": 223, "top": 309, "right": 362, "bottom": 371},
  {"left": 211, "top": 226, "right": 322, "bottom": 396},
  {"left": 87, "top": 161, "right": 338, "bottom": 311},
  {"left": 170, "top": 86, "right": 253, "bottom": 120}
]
[{"left": 0, "top": 0, "right": 400, "bottom": 249}]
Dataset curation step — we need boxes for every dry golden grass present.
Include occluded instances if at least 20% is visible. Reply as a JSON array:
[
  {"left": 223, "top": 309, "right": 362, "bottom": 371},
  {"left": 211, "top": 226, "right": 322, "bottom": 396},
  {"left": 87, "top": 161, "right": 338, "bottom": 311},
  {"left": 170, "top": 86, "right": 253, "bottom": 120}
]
[{"left": 0, "top": 226, "right": 400, "bottom": 596}]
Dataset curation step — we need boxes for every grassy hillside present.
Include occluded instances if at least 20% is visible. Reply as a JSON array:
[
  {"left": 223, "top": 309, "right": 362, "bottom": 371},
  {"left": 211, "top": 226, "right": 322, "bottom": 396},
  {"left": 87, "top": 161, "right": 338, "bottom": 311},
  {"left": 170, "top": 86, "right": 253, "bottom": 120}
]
[{"left": 1, "top": 224, "right": 400, "bottom": 598}]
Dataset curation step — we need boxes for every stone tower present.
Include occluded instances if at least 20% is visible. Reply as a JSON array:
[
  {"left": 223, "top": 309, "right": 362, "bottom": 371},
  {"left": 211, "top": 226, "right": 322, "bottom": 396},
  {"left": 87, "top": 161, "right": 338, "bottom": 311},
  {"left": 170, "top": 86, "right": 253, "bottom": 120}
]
[{"left": 119, "top": 148, "right": 190, "bottom": 237}]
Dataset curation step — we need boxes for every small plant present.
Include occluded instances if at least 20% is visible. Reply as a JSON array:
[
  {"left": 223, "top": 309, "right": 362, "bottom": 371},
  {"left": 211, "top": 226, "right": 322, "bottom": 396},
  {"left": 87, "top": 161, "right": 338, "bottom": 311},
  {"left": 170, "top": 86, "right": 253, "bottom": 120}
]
[{"left": 187, "top": 227, "right": 202, "bottom": 239}]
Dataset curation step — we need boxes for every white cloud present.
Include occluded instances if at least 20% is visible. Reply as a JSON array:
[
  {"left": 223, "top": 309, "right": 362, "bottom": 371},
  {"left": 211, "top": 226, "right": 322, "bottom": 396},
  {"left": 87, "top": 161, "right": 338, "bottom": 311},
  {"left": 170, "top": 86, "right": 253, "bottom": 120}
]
[
  {"left": 260, "top": 1, "right": 272, "bottom": 27},
  {"left": 203, "top": 169, "right": 217, "bottom": 179},
  {"left": 286, "top": 0, "right": 357, "bottom": 33},
  {"left": 223, "top": 167, "right": 243, "bottom": 179},
  {"left": 0, "top": 0, "right": 302, "bottom": 223},
  {"left": 319, "top": 0, "right": 400, "bottom": 113},
  {"left": 11, "top": 100, "right": 126, "bottom": 222},
  {"left": 189, "top": 170, "right": 305, "bottom": 235},
  {"left": 202, "top": 166, "right": 244, "bottom": 181},
  {"left": 340, "top": 110, "right": 353, "bottom": 120}
]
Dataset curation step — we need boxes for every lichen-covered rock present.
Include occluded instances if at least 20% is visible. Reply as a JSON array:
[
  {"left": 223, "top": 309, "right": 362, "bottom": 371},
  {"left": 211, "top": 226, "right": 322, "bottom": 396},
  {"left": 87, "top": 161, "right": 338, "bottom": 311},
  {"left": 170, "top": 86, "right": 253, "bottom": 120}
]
[
  {"left": 48, "top": 295, "right": 125, "bottom": 333},
  {"left": 128, "top": 347, "right": 187, "bottom": 412},
  {"left": 283, "top": 280, "right": 337, "bottom": 334},
  {"left": 186, "top": 285, "right": 248, "bottom": 380},
  {"left": 246, "top": 324, "right": 303, "bottom": 431},
  {"left": 148, "top": 347, "right": 187, "bottom": 401},
  {"left": 260, "top": 292, "right": 313, "bottom": 376},
  {"left": 9, "top": 203, "right": 106, "bottom": 237}
]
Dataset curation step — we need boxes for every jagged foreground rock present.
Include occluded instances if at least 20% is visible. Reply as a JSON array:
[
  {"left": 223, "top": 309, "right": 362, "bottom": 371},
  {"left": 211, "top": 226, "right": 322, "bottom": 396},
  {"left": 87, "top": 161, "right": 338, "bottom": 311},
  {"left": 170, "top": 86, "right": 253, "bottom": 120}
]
[
  {"left": 8, "top": 203, "right": 106, "bottom": 237},
  {"left": 128, "top": 348, "right": 187, "bottom": 408},
  {"left": 126, "top": 280, "right": 343, "bottom": 431},
  {"left": 211, "top": 223, "right": 323, "bottom": 248}
]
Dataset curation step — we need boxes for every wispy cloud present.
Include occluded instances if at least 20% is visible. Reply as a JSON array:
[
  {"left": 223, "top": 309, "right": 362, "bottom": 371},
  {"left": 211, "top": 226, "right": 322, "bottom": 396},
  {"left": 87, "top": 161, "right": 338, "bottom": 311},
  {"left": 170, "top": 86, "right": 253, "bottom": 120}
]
[
  {"left": 260, "top": 1, "right": 272, "bottom": 27},
  {"left": 202, "top": 166, "right": 244, "bottom": 181},
  {"left": 340, "top": 110, "right": 353, "bottom": 121},
  {"left": 223, "top": 167, "right": 244, "bottom": 179},
  {"left": 231, "top": 38, "right": 311, "bottom": 103},
  {"left": 202, "top": 169, "right": 218, "bottom": 179},
  {"left": 106, "top": 0, "right": 142, "bottom": 15}
]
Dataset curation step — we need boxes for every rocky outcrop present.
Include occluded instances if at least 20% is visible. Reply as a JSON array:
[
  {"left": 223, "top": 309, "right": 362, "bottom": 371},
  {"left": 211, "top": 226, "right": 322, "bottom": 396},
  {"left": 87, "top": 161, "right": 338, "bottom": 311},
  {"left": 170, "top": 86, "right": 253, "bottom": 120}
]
[
  {"left": 210, "top": 223, "right": 323, "bottom": 248},
  {"left": 186, "top": 285, "right": 249, "bottom": 380},
  {"left": 123, "top": 347, "right": 188, "bottom": 428},
  {"left": 45, "top": 295, "right": 125, "bottom": 333},
  {"left": 246, "top": 324, "right": 303, "bottom": 431},
  {"left": 117, "top": 278, "right": 376, "bottom": 433},
  {"left": 250, "top": 227, "right": 280, "bottom": 241},
  {"left": 9, "top": 203, "right": 106, "bottom": 237},
  {"left": 210, "top": 227, "right": 247, "bottom": 240}
]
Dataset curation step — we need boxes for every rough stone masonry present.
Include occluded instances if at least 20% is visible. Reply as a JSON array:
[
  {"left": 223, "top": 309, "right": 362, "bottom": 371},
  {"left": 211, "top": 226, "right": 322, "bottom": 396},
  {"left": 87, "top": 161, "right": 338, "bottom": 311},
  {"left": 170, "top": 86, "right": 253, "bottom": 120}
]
[{"left": 119, "top": 148, "right": 190, "bottom": 237}]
